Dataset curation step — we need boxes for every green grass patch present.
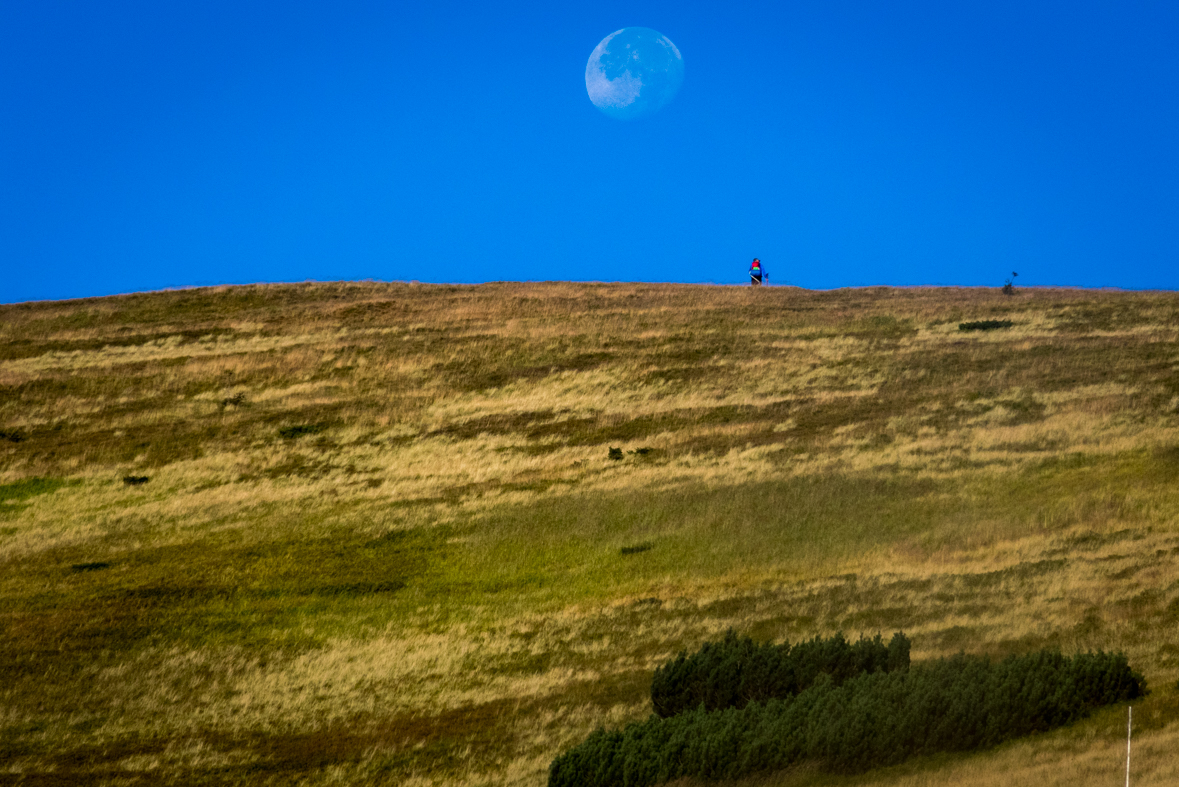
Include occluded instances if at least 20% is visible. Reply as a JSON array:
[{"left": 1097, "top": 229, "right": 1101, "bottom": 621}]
[
  {"left": 0, "top": 477, "right": 72, "bottom": 510},
  {"left": 0, "top": 535, "right": 449, "bottom": 703},
  {"left": 429, "top": 474, "right": 946, "bottom": 609}
]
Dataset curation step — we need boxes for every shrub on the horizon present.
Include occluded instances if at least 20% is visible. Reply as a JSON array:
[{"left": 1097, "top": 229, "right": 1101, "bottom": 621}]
[{"left": 651, "top": 631, "right": 909, "bottom": 718}]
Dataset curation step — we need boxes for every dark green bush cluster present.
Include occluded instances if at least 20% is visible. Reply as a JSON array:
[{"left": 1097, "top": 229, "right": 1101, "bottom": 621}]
[
  {"left": 959, "top": 320, "right": 1014, "bottom": 331},
  {"left": 550, "top": 648, "right": 1143, "bottom": 787},
  {"left": 651, "top": 631, "right": 909, "bottom": 717}
]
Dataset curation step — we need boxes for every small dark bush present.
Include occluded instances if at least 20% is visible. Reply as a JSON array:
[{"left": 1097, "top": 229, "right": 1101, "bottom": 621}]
[
  {"left": 608, "top": 447, "right": 624, "bottom": 460},
  {"left": 0, "top": 430, "right": 26, "bottom": 443},
  {"left": 71, "top": 562, "right": 112, "bottom": 572},
  {"left": 122, "top": 475, "right": 150, "bottom": 486},
  {"left": 280, "top": 423, "right": 327, "bottom": 439},
  {"left": 621, "top": 542, "right": 654, "bottom": 555},
  {"left": 959, "top": 320, "right": 1014, "bottom": 332},
  {"left": 220, "top": 392, "right": 247, "bottom": 408}
]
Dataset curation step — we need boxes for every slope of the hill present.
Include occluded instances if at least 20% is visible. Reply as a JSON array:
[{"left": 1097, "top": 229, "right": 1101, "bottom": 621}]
[{"left": 1, "top": 282, "right": 1178, "bottom": 786}]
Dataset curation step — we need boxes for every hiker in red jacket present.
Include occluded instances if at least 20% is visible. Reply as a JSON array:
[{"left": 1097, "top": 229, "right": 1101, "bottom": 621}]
[{"left": 750, "top": 258, "right": 765, "bottom": 286}]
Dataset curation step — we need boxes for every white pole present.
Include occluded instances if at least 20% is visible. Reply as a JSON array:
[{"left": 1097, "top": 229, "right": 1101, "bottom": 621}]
[{"left": 1125, "top": 705, "right": 1132, "bottom": 787}]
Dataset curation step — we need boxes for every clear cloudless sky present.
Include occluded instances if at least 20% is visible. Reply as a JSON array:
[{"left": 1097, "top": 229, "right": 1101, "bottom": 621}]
[{"left": 3, "top": 0, "right": 1178, "bottom": 303}]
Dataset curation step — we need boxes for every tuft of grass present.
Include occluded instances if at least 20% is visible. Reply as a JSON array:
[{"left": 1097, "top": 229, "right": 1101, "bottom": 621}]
[{"left": 219, "top": 392, "right": 248, "bottom": 409}]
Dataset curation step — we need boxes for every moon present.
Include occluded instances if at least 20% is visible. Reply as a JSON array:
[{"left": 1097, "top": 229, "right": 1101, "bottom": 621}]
[{"left": 585, "top": 27, "right": 684, "bottom": 120}]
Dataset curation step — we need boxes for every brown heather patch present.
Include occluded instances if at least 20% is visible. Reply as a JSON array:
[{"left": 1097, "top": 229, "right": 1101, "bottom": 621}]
[{"left": 2, "top": 282, "right": 1179, "bottom": 785}]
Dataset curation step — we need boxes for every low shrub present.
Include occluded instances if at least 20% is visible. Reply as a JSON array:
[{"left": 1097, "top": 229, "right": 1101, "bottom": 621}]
[
  {"left": 651, "top": 631, "right": 909, "bottom": 718},
  {"left": 71, "top": 562, "right": 112, "bottom": 572},
  {"left": 959, "top": 320, "right": 1014, "bottom": 332},
  {"left": 551, "top": 649, "right": 1144, "bottom": 787},
  {"left": 219, "top": 392, "right": 247, "bottom": 409},
  {"left": 279, "top": 423, "right": 326, "bottom": 439}
]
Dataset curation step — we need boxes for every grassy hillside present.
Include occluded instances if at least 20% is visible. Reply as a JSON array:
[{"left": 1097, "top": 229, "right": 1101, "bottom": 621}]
[{"left": 1, "top": 281, "right": 1178, "bottom": 786}]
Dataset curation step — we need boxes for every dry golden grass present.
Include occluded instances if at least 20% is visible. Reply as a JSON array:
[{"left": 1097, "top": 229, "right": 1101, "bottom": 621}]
[{"left": 2, "top": 282, "right": 1179, "bottom": 785}]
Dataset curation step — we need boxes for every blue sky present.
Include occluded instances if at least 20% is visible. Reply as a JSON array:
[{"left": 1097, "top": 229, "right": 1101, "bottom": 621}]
[{"left": 3, "top": 1, "right": 1178, "bottom": 303}]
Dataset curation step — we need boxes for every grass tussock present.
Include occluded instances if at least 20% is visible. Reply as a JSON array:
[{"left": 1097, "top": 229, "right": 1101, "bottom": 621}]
[{"left": 1, "top": 282, "right": 1179, "bottom": 785}]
